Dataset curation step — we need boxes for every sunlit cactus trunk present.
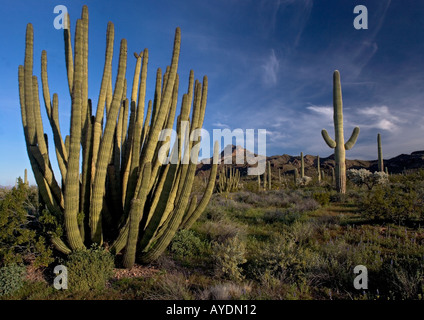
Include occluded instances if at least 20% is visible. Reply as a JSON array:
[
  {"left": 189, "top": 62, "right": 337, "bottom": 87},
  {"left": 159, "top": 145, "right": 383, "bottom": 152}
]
[{"left": 321, "top": 71, "right": 360, "bottom": 194}]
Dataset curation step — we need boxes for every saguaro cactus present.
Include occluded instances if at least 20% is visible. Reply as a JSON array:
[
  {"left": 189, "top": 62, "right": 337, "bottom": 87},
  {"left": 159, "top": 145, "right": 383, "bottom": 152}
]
[
  {"left": 321, "top": 71, "right": 360, "bottom": 194},
  {"left": 18, "top": 6, "right": 218, "bottom": 267},
  {"left": 377, "top": 133, "right": 384, "bottom": 172}
]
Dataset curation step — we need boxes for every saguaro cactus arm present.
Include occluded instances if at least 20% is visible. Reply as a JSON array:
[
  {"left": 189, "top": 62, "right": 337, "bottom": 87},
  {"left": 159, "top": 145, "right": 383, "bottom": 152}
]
[
  {"left": 345, "top": 127, "right": 360, "bottom": 150},
  {"left": 321, "top": 129, "right": 336, "bottom": 148}
]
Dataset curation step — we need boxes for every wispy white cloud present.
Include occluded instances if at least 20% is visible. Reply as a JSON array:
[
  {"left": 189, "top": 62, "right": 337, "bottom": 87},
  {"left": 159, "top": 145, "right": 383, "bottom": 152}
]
[
  {"left": 307, "top": 105, "right": 333, "bottom": 120},
  {"left": 357, "top": 105, "right": 403, "bottom": 132},
  {"left": 262, "top": 49, "right": 279, "bottom": 85}
]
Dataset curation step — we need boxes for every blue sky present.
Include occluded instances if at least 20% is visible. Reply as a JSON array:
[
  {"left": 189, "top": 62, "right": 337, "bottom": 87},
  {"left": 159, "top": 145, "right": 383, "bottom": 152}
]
[{"left": 1, "top": 0, "right": 424, "bottom": 185}]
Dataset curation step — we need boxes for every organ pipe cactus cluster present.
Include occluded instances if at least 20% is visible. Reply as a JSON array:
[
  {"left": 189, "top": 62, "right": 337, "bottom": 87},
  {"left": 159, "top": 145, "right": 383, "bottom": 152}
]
[
  {"left": 217, "top": 166, "right": 240, "bottom": 193},
  {"left": 321, "top": 71, "right": 360, "bottom": 194},
  {"left": 18, "top": 6, "right": 218, "bottom": 267},
  {"left": 377, "top": 133, "right": 384, "bottom": 172}
]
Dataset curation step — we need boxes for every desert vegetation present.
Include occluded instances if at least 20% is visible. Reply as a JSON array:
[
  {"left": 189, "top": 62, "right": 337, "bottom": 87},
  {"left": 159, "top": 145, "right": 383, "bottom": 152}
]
[
  {"left": 1, "top": 4, "right": 423, "bottom": 301},
  {"left": 1, "top": 168, "right": 424, "bottom": 300}
]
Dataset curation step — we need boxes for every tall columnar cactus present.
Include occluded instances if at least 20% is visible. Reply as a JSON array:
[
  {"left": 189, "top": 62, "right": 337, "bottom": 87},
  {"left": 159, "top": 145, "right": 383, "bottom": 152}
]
[
  {"left": 267, "top": 161, "right": 271, "bottom": 190},
  {"left": 317, "top": 155, "right": 321, "bottom": 183},
  {"left": 377, "top": 133, "right": 384, "bottom": 172},
  {"left": 293, "top": 168, "right": 298, "bottom": 184},
  {"left": 321, "top": 71, "right": 360, "bottom": 194},
  {"left": 300, "top": 152, "right": 304, "bottom": 178},
  {"left": 24, "top": 169, "right": 28, "bottom": 185},
  {"left": 18, "top": 6, "right": 218, "bottom": 267},
  {"left": 217, "top": 165, "right": 240, "bottom": 193}
]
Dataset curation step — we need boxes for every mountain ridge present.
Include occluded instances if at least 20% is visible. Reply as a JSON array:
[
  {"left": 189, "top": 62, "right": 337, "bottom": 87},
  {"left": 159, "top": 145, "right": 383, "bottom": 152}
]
[{"left": 196, "top": 144, "right": 424, "bottom": 176}]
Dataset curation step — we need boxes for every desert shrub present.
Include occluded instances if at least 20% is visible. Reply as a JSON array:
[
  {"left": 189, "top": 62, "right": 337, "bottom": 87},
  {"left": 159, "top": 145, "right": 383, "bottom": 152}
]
[
  {"left": 247, "top": 234, "right": 319, "bottom": 285},
  {"left": 0, "top": 263, "right": 26, "bottom": 297},
  {"left": 143, "top": 272, "right": 194, "bottom": 300},
  {"left": 360, "top": 184, "right": 423, "bottom": 225},
  {"left": 329, "top": 191, "right": 346, "bottom": 203},
  {"left": 198, "top": 219, "right": 246, "bottom": 243},
  {"left": 263, "top": 209, "right": 302, "bottom": 225},
  {"left": 347, "top": 169, "right": 389, "bottom": 190},
  {"left": 0, "top": 178, "right": 53, "bottom": 267},
  {"left": 381, "top": 256, "right": 424, "bottom": 299},
  {"left": 65, "top": 245, "right": 114, "bottom": 292},
  {"left": 212, "top": 236, "right": 247, "bottom": 281},
  {"left": 170, "top": 229, "right": 209, "bottom": 260},
  {"left": 313, "top": 192, "right": 330, "bottom": 206},
  {"left": 199, "top": 282, "right": 252, "bottom": 300},
  {"left": 296, "top": 176, "right": 312, "bottom": 186}
]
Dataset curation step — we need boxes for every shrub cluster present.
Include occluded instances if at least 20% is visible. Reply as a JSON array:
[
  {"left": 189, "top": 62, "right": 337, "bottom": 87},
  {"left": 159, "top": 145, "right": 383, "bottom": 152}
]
[
  {"left": 0, "top": 263, "right": 26, "bottom": 296},
  {"left": 65, "top": 245, "right": 114, "bottom": 292}
]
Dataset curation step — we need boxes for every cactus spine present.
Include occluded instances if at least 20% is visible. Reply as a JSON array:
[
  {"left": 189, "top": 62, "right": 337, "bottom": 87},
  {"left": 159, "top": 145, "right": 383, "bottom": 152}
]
[
  {"left": 18, "top": 6, "right": 218, "bottom": 267},
  {"left": 377, "top": 133, "right": 384, "bottom": 172},
  {"left": 321, "top": 71, "right": 360, "bottom": 194}
]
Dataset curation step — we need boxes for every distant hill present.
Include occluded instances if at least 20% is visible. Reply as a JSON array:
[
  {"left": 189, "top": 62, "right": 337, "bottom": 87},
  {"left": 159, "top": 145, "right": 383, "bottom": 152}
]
[{"left": 196, "top": 145, "right": 424, "bottom": 177}]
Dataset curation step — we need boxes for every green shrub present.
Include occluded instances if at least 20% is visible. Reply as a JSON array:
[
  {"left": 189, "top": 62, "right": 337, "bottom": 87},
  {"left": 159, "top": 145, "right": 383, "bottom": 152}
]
[
  {"left": 212, "top": 236, "right": 247, "bottom": 281},
  {"left": 0, "top": 178, "right": 53, "bottom": 267},
  {"left": 0, "top": 263, "right": 26, "bottom": 296},
  {"left": 170, "top": 229, "right": 209, "bottom": 260},
  {"left": 360, "top": 184, "right": 423, "bottom": 225},
  {"left": 65, "top": 245, "right": 114, "bottom": 292},
  {"left": 312, "top": 192, "right": 330, "bottom": 206}
]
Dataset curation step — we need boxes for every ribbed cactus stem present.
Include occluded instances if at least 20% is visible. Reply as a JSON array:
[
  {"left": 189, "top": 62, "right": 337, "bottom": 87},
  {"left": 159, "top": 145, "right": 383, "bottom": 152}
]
[
  {"left": 24, "top": 169, "right": 28, "bottom": 185},
  {"left": 267, "top": 161, "right": 271, "bottom": 190},
  {"left": 19, "top": 6, "right": 216, "bottom": 268},
  {"left": 377, "top": 133, "right": 384, "bottom": 172},
  {"left": 317, "top": 155, "right": 321, "bottom": 182},
  {"left": 294, "top": 168, "right": 298, "bottom": 184},
  {"left": 321, "top": 70, "right": 360, "bottom": 194}
]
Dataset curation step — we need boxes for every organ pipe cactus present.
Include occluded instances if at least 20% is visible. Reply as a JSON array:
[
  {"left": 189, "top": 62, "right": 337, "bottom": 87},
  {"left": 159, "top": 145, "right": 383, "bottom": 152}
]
[
  {"left": 217, "top": 165, "right": 240, "bottom": 193},
  {"left": 321, "top": 71, "right": 360, "bottom": 194},
  {"left": 18, "top": 6, "right": 218, "bottom": 267},
  {"left": 377, "top": 133, "right": 384, "bottom": 172}
]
